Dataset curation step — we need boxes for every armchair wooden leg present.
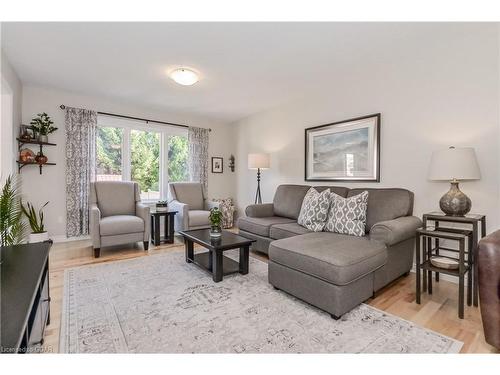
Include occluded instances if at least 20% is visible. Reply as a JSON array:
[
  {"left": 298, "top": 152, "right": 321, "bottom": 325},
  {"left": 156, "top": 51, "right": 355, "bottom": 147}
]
[
  {"left": 94, "top": 248, "right": 101, "bottom": 258},
  {"left": 143, "top": 241, "right": 149, "bottom": 251}
]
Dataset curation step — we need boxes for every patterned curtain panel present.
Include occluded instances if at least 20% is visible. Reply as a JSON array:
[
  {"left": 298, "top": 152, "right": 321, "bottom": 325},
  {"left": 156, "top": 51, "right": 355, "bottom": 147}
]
[
  {"left": 65, "top": 107, "right": 97, "bottom": 237},
  {"left": 188, "top": 126, "right": 209, "bottom": 190}
]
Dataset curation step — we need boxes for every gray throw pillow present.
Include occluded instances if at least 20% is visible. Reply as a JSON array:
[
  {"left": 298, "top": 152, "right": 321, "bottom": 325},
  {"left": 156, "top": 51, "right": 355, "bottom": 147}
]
[
  {"left": 297, "top": 187, "right": 331, "bottom": 232},
  {"left": 325, "top": 191, "right": 369, "bottom": 236}
]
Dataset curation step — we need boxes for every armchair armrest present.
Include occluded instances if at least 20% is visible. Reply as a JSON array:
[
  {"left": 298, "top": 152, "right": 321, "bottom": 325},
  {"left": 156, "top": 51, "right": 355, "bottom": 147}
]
[
  {"left": 370, "top": 216, "right": 422, "bottom": 246},
  {"left": 136, "top": 202, "right": 151, "bottom": 242},
  {"left": 169, "top": 199, "right": 189, "bottom": 231},
  {"left": 245, "top": 203, "right": 274, "bottom": 218},
  {"left": 90, "top": 203, "right": 101, "bottom": 248}
]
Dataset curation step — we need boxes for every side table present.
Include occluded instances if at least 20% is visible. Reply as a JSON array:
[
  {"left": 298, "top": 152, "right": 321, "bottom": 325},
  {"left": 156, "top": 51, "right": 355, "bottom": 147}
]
[
  {"left": 150, "top": 209, "right": 178, "bottom": 246},
  {"left": 416, "top": 227, "right": 473, "bottom": 318},
  {"left": 423, "top": 211, "right": 486, "bottom": 306}
]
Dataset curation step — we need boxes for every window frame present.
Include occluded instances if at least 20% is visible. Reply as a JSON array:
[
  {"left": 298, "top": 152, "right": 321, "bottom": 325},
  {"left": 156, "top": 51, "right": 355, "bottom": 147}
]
[{"left": 97, "top": 115, "right": 188, "bottom": 202}]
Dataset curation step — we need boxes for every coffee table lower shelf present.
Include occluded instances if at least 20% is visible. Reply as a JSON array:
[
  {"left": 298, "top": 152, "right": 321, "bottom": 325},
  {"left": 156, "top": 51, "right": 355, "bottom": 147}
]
[{"left": 187, "top": 251, "right": 240, "bottom": 276}]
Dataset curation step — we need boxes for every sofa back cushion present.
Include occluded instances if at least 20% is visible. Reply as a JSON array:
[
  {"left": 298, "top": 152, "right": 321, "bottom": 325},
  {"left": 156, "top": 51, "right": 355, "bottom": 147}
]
[
  {"left": 169, "top": 182, "right": 205, "bottom": 210},
  {"left": 273, "top": 184, "right": 350, "bottom": 219},
  {"left": 273, "top": 185, "right": 311, "bottom": 219},
  {"left": 348, "top": 188, "right": 414, "bottom": 231},
  {"left": 93, "top": 181, "right": 138, "bottom": 217}
]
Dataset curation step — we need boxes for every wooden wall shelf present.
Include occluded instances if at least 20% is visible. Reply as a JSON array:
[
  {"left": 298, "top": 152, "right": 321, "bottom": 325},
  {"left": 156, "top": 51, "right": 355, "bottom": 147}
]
[{"left": 17, "top": 137, "right": 57, "bottom": 175}]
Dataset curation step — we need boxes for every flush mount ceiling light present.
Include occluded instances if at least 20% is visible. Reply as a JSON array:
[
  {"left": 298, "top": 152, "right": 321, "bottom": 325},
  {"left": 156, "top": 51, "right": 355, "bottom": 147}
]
[{"left": 169, "top": 68, "right": 199, "bottom": 86}]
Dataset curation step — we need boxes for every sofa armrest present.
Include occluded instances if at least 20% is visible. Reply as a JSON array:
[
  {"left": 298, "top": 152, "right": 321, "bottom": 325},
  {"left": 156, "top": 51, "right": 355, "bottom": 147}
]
[
  {"left": 169, "top": 199, "right": 189, "bottom": 231},
  {"left": 90, "top": 203, "right": 101, "bottom": 248},
  {"left": 370, "top": 216, "right": 422, "bottom": 246},
  {"left": 136, "top": 202, "right": 151, "bottom": 242},
  {"left": 245, "top": 203, "right": 274, "bottom": 218}
]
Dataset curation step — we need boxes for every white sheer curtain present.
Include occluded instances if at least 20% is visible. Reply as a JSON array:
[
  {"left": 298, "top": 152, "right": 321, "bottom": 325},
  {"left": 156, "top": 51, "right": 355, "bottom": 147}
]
[
  {"left": 188, "top": 126, "right": 209, "bottom": 191},
  {"left": 65, "top": 106, "right": 97, "bottom": 237}
]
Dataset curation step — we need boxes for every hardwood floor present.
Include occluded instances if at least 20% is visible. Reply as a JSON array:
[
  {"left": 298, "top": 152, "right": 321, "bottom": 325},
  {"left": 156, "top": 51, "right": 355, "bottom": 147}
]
[{"left": 44, "top": 236, "right": 498, "bottom": 354}]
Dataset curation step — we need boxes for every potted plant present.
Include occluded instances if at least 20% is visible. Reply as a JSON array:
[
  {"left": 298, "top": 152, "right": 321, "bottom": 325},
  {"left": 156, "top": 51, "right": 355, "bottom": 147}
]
[
  {"left": 21, "top": 200, "right": 49, "bottom": 243},
  {"left": 30, "top": 112, "right": 58, "bottom": 143},
  {"left": 208, "top": 207, "right": 223, "bottom": 238},
  {"left": 0, "top": 175, "right": 27, "bottom": 246}
]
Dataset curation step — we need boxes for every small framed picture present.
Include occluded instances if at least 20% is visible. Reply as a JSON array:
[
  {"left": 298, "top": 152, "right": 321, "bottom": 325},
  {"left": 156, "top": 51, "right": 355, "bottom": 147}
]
[{"left": 212, "top": 157, "right": 223, "bottom": 173}]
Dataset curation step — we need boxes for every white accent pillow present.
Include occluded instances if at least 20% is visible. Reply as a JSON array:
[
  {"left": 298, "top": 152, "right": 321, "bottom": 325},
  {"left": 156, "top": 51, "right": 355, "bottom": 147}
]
[
  {"left": 297, "top": 188, "right": 331, "bottom": 232},
  {"left": 325, "top": 191, "right": 369, "bottom": 237}
]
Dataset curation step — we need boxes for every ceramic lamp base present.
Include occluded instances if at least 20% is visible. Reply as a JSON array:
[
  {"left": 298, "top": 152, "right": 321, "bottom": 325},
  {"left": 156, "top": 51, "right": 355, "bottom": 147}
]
[{"left": 439, "top": 181, "right": 471, "bottom": 217}]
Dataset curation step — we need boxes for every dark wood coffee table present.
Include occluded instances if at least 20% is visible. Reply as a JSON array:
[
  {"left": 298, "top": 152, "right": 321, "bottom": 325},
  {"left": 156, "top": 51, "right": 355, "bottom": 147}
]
[{"left": 179, "top": 229, "right": 255, "bottom": 282}]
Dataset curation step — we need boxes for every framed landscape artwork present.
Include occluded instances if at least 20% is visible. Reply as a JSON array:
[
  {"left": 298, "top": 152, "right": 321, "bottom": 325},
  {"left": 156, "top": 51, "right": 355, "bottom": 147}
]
[{"left": 305, "top": 114, "right": 380, "bottom": 182}]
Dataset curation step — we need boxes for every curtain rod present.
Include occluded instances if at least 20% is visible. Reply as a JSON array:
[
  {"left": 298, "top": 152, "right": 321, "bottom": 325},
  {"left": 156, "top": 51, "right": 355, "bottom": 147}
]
[{"left": 59, "top": 105, "right": 211, "bottom": 132}]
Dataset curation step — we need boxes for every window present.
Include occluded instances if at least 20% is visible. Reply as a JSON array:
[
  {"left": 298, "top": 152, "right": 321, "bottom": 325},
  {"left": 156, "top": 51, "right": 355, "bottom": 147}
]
[{"left": 96, "top": 116, "right": 188, "bottom": 201}]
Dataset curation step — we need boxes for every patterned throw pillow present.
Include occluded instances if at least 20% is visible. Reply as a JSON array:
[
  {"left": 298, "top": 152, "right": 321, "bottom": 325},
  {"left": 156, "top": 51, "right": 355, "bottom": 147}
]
[
  {"left": 297, "top": 188, "right": 331, "bottom": 232},
  {"left": 325, "top": 191, "right": 369, "bottom": 236}
]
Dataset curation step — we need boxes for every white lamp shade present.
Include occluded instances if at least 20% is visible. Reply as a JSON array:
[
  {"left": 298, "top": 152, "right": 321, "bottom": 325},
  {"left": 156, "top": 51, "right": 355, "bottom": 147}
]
[
  {"left": 248, "top": 153, "right": 270, "bottom": 169},
  {"left": 428, "top": 147, "right": 481, "bottom": 181}
]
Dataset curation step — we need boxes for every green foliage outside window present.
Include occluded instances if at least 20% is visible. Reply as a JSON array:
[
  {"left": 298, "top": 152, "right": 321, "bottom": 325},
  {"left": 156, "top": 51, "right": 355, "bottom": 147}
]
[
  {"left": 96, "top": 127, "right": 123, "bottom": 175},
  {"left": 168, "top": 135, "right": 189, "bottom": 182},
  {"left": 131, "top": 130, "right": 160, "bottom": 193}
]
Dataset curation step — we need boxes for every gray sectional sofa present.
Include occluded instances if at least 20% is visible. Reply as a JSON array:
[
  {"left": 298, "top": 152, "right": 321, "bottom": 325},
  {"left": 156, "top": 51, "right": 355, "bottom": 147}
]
[{"left": 238, "top": 184, "right": 422, "bottom": 318}]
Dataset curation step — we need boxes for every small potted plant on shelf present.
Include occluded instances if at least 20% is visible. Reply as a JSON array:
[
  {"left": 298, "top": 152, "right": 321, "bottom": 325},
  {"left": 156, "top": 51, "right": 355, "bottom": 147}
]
[
  {"left": 209, "top": 207, "right": 223, "bottom": 238},
  {"left": 156, "top": 200, "right": 168, "bottom": 212},
  {"left": 21, "top": 200, "right": 49, "bottom": 243},
  {"left": 30, "top": 112, "right": 58, "bottom": 143}
]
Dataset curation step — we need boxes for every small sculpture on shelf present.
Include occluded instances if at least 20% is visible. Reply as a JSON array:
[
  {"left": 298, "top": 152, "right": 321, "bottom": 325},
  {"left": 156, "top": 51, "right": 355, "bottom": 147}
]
[
  {"left": 35, "top": 151, "right": 48, "bottom": 165},
  {"left": 30, "top": 112, "right": 58, "bottom": 143},
  {"left": 19, "top": 148, "right": 35, "bottom": 163},
  {"left": 19, "top": 125, "right": 33, "bottom": 141}
]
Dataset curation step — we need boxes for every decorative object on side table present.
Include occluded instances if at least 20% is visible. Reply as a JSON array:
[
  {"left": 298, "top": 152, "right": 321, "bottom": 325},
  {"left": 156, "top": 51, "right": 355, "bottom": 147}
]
[
  {"left": 208, "top": 207, "right": 223, "bottom": 237},
  {"left": 29, "top": 112, "right": 58, "bottom": 143},
  {"left": 248, "top": 153, "right": 270, "bottom": 204},
  {"left": 0, "top": 175, "right": 27, "bottom": 246},
  {"left": 305, "top": 114, "right": 380, "bottom": 182},
  {"left": 428, "top": 146, "right": 480, "bottom": 216},
  {"left": 228, "top": 154, "right": 235, "bottom": 172},
  {"left": 211, "top": 156, "right": 223, "bottom": 173},
  {"left": 21, "top": 200, "right": 50, "bottom": 243},
  {"left": 155, "top": 200, "right": 168, "bottom": 212}
]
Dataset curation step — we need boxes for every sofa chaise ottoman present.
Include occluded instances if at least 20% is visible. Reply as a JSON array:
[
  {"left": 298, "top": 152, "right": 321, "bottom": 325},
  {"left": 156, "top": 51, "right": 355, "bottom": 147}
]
[{"left": 238, "top": 184, "right": 422, "bottom": 318}]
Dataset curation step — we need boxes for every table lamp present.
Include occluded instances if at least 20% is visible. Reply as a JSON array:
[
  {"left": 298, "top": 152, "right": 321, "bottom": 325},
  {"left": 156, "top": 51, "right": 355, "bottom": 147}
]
[
  {"left": 428, "top": 146, "right": 480, "bottom": 216},
  {"left": 248, "top": 153, "right": 270, "bottom": 204}
]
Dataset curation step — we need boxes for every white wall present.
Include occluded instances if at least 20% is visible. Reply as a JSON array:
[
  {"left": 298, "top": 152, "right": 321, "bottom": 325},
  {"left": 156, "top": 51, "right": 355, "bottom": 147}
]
[
  {"left": 1, "top": 48, "right": 23, "bottom": 182},
  {"left": 22, "top": 85, "right": 236, "bottom": 239},
  {"left": 233, "top": 24, "right": 500, "bottom": 233}
]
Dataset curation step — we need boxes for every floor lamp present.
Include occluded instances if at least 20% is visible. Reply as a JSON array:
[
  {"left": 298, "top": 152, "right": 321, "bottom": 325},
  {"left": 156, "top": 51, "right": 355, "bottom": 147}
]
[{"left": 248, "top": 153, "right": 270, "bottom": 204}]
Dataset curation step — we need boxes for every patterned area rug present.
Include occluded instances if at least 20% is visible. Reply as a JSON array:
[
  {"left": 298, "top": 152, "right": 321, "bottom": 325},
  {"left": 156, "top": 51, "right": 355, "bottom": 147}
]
[{"left": 60, "top": 250, "right": 463, "bottom": 353}]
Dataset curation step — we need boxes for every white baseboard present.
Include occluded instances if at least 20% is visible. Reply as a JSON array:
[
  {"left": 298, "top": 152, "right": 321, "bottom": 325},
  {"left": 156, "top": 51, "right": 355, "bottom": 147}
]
[{"left": 50, "top": 234, "right": 90, "bottom": 243}]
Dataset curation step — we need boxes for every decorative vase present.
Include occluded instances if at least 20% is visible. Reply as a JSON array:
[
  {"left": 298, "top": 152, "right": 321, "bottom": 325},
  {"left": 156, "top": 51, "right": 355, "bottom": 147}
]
[
  {"left": 38, "top": 134, "right": 48, "bottom": 143},
  {"left": 439, "top": 180, "right": 471, "bottom": 216},
  {"left": 35, "top": 151, "right": 48, "bottom": 165},
  {"left": 210, "top": 225, "right": 222, "bottom": 237},
  {"left": 29, "top": 232, "right": 50, "bottom": 243}
]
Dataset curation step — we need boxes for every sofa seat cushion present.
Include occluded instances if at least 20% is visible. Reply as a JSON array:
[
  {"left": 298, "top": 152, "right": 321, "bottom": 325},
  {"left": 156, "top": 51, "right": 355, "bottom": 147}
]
[
  {"left": 238, "top": 216, "right": 295, "bottom": 237},
  {"left": 189, "top": 210, "right": 211, "bottom": 227},
  {"left": 270, "top": 222, "right": 312, "bottom": 240},
  {"left": 269, "top": 232, "right": 387, "bottom": 285},
  {"left": 100, "top": 215, "right": 144, "bottom": 236}
]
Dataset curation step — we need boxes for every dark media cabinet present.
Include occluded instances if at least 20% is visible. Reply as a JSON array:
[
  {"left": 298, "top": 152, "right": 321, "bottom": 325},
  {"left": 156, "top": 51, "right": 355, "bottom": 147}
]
[{"left": 1, "top": 241, "right": 52, "bottom": 353}]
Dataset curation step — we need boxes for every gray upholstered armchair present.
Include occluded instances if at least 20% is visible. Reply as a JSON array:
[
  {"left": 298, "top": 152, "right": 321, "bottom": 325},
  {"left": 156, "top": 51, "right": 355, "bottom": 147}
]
[
  {"left": 90, "top": 181, "right": 150, "bottom": 258},
  {"left": 168, "top": 182, "right": 219, "bottom": 232}
]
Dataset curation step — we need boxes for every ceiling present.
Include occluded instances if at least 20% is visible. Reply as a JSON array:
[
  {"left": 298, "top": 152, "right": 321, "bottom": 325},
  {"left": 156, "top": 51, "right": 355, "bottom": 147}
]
[{"left": 0, "top": 22, "right": 479, "bottom": 123}]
